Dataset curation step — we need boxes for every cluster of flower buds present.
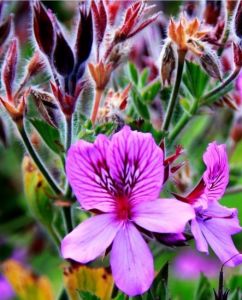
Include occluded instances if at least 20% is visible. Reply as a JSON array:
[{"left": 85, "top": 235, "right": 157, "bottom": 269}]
[
  {"left": 33, "top": 1, "right": 93, "bottom": 118},
  {"left": 160, "top": 14, "right": 226, "bottom": 85}
]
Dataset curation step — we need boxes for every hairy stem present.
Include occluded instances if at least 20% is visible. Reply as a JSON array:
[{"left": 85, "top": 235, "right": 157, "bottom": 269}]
[
  {"left": 201, "top": 67, "right": 241, "bottom": 104},
  {"left": 90, "top": 88, "right": 103, "bottom": 125},
  {"left": 168, "top": 97, "right": 198, "bottom": 141},
  {"left": 17, "top": 122, "right": 62, "bottom": 195},
  {"left": 162, "top": 50, "right": 186, "bottom": 132}
]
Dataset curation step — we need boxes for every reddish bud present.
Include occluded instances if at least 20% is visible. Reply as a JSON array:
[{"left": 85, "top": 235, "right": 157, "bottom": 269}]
[
  {"left": 114, "top": 1, "right": 159, "bottom": 43},
  {"left": 53, "top": 31, "right": 74, "bottom": 77},
  {"left": 33, "top": 1, "right": 55, "bottom": 58},
  {"left": 27, "top": 51, "right": 45, "bottom": 78},
  {"left": 75, "top": 3, "right": 93, "bottom": 68},
  {"left": 2, "top": 38, "right": 18, "bottom": 102},
  {"left": 50, "top": 82, "right": 83, "bottom": 117},
  {"left": 0, "top": 14, "right": 12, "bottom": 47},
  {"left": 91, "top": 0, "right": 107, "bottom": 46}
]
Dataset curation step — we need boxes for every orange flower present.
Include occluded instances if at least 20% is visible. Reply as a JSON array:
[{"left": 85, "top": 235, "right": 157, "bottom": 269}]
[
  {"left": 88, "top": 61, "right": 113, "bottom": 90},
  {"left": 168, "top": 16, "right": 207, "bottom": 55}
]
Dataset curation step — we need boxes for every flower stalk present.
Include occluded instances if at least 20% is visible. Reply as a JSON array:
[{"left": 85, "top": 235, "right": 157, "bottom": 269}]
[
  {"left": 162, "top": 50, "right": 186, "bottom": 132},
  {"left": 201, "top": 66, "right": 241, "bottom": 105},
  {"left": 17, "top": 122, "right": 62, "bottom": 195},
  {"left": 90, "top": 88, "right": 103, "bottom": 125}
]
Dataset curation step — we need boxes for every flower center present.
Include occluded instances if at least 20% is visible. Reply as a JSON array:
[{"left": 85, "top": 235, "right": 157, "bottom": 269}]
[{"left": 115, "top": 196, "right": 131, "bottom": 221}]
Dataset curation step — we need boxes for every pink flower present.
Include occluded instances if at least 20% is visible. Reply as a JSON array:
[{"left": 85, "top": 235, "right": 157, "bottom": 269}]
[
  {"left": 174, "top": 142, "right": 242, "bottom": 267},
  {"left": 61, "top": 126, "right": 194, "bottom": 296}
]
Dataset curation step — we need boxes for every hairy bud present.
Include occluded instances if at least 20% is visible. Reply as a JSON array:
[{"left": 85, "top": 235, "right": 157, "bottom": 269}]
[
  {"left": 53, "top": 31, "right": 74, "bottom": 77},
  {"left": 160, "top": 41, "right": 176, "bottom": 85},
  {"left": 75, "top": 3, "right": 93, "bottom": 68},
  {"left": 27, "top": 51, "right": 45, "bottom": 78},
  {"left": 91, "top": 0, "right": 107, "bottom": 47},
  {"left": 2, "top": 38, "right": 18, "bottom": 102},
  {"left": 199, "top": 48, "right": 222, "bottom": 80},
  {"left": 33, "top": 2, "right": 55, "bottom": 58}
]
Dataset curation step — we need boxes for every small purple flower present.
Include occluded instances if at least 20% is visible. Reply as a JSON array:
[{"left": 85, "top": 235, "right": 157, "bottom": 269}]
[
  {"left": 61, "top": 126, "right": 194, "bottom": 296},
  {"left": 175, "top": 142, "right": 242, "bottom": 267},
  {"left": 172, "top": 249, "right": 220, "bottom": 279}
]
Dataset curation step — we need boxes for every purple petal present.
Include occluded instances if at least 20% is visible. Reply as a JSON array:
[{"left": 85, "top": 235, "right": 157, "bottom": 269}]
[
  {"left": 191, "top": 219, "right": 209, "bottom": 253},
  {"left": 61, "top": 214, "right": 121, "bottom": 263},
  {"left": 66, "top": 134, "right": 116, "bottom": 212},
  {"left": 132, "top": 198, "right": 195, "bottom": 233},
  {"left": 196, "top": 202, "right": 242, "bottom": 266},
  {"left": 110, "top": 222, "right": 154, "bottom": 296},
  {"left": 202, "top": 142, "right": 229, "bottom": 201},
  {"left": 108, "top": 126, "right": 164, "bottom": 204},
  {"left": 199, "top": 219, "right": 242, "bottom": 267}
]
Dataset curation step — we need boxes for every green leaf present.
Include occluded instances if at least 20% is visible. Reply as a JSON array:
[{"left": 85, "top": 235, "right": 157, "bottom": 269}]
[
  {"left": 78, "top": 291, "right": 101, "bottom": 300},
  {"left": 147, "top": 262, "right": 169, "bottom": 300},
  {"left": 113, "top": 294, "right": 126, "bottom": 300},
  {"left": 139, "top": 68, "right": 149, "bottom": 88},
  {"left": 29, "top": 118, "right": 64, "bottom": 155},
  {"left": 228, "top": 289, "right": 241, "bottom": 300},
  {"left": 128, "top": 62, "right": 139, "bottom": 85},
  {"left": 179, "top": 97, "right": 191, "bottom": 113},
  {"left": 182, "top": 61, "right": 209, "bottom": 100},
  {"left": 194, "top": 274, "right": 213, "bottom": 300},
  {"left": 142, "top": 81, "right": 161, "bottom": 104},
  {"left": 95, "top": 122, "right": 116, "bottom": 135},
  {"left": 131, "top": 89, "right": 150, "bottom": 120}
]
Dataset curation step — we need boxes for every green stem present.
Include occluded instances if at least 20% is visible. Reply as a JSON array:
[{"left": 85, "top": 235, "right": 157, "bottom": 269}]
[
  {"left": 63, "top": 206, "right": 73, "bottom": 234},
  {"left": 162, "top": 50, "right": 186, "bottom": 132},
  {"left": 65, "top": 115, "right": 72, "bottom": 152},
  {"left": 169, "top": 67, "right": 241, "bottom": 141},
  {"left": 169, "top": 97, "right": 198, "bottom": 141},
  {"left": 17, "top": 123, "right": 62, "bottom": 195},
  {"left": 201, "top": 67, "right": 241, "bottom": 104}
]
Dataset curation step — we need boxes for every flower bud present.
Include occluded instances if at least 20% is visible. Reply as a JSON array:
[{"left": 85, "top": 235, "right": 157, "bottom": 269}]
[
  {"left": 199, "top": 47, "right": 222, "bottom": 80},
  {"left": 91, "top": 0, "right": 107, "bottom": 47},
  {"left": 33, "top": 1, "right": 55, "bottom": 58},
  {"left": 0, "top": 14, "right": 12, "bottom": 47},
  {"left": 53, "top": 31, "right": 74, "bottom": 76},
  {"left": 2, "top": 38, "right": 18, "bottom": 102},
  {"left": 75, "top": 3, "right": 93, "bottom": 68},
  {"left": 160, "top": 41, "right": 176, "bottom": 85},
  {"left": 26, "top": 51, "right": 45, "bottom": 78}
]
